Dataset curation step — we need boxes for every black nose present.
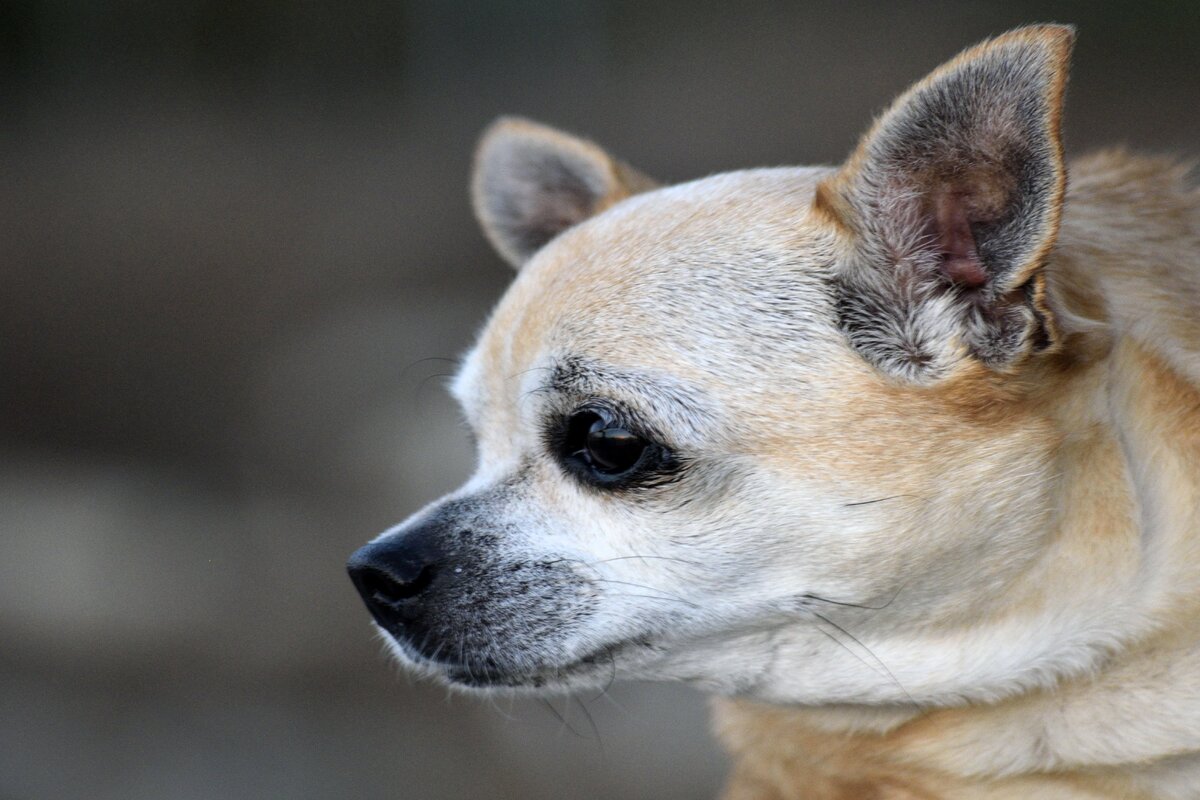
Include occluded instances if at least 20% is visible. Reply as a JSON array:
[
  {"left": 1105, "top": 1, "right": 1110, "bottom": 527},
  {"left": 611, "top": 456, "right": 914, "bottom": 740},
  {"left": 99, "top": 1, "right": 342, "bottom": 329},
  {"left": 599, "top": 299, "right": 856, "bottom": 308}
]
[{"left": 347, "top": 527, "right": 444, "bottom": 635}]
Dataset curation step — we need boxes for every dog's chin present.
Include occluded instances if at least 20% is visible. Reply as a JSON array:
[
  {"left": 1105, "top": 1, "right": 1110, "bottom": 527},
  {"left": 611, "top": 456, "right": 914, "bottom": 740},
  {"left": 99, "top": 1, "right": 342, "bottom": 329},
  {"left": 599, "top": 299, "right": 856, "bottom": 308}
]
[
  {"left": 379, "top": 629, "right": 657, "bottom": 693},
  {"left": 439, "top": 658, "right": 606, "bottom": 692}
]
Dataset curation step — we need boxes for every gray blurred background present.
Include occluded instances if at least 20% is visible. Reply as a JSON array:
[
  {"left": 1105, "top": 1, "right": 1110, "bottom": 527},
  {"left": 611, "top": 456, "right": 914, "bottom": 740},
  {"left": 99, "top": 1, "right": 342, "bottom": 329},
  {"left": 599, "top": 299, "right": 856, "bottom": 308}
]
[{"left": 3, "top": 2, "right": 1198, "bottom": 798}]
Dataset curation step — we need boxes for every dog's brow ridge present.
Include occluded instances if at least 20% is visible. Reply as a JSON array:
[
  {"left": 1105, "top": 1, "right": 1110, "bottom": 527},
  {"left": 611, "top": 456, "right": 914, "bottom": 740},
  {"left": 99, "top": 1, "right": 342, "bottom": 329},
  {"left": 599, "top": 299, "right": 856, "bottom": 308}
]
[{"left": 545, "top": 357, "right": 711, "bottom": 427}]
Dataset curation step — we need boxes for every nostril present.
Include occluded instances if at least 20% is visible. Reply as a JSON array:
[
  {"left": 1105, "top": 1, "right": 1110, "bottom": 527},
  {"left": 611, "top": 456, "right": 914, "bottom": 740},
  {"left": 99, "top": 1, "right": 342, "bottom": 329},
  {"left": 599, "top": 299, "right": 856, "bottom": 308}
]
[
  {"left": 355, "top": 563, "right": 441, "bottom": 614},
  {"left": 358, "top": 564, "right": 437, "bottom": 609}
]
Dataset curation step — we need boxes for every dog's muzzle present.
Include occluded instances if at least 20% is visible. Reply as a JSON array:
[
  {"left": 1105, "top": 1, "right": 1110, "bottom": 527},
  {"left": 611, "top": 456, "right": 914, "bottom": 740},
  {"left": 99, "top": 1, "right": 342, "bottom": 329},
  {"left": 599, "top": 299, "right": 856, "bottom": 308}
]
[{"left": 347, "top": 497, "right": 600, "bottom": 684}]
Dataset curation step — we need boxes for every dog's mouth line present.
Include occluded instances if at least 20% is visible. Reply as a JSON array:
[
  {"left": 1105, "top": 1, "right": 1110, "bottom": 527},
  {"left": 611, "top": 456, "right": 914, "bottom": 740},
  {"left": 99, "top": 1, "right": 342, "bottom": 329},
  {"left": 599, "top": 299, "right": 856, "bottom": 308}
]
[{"left": 425, "top": 634, "right": 657, "bottom": 690}]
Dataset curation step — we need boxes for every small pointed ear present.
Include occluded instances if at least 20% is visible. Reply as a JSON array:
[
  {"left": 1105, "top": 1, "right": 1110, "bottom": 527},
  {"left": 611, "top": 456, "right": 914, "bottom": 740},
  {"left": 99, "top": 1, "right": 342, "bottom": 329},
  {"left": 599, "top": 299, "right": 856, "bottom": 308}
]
[
  {"left": 471, "top": 117, "right": 656, "bottom": 268},
  {"left": 821, "top": 25, "right": 1074, "bottom": 378}
]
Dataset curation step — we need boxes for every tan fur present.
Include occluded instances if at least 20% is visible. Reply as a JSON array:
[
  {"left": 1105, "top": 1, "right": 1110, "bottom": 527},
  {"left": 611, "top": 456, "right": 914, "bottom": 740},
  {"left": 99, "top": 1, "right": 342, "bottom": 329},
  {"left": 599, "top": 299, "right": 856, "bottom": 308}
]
[{"left": 712, "top": 149, "right": 1200, "bottom": 798}]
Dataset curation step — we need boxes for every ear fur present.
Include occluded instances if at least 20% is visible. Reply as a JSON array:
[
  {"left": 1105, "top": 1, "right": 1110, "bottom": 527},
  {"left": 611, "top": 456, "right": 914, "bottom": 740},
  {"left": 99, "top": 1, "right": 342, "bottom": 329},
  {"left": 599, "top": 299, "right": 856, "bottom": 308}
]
[
  {"left": 820, "top": 25, "right": 1074, "bottom": 380},
  {"left": 472, "top": 117, "right": 656, "bottom": 268}
]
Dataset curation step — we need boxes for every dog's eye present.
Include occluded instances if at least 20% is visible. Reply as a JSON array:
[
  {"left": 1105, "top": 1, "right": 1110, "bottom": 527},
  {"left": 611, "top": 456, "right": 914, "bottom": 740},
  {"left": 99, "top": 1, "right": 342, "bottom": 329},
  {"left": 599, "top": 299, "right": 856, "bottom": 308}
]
[
  {"left": 585, "top": 419, "right": 645, "bottom": 473},
  {"left": 563, "top": 410, "right": 650, "bottom": 479}
]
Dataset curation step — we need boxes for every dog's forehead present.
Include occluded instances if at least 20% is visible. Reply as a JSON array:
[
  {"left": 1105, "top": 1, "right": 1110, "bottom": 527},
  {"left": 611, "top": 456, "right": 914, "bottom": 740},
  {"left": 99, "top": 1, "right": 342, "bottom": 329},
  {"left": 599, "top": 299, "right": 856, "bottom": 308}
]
[
  {"left": 464, "top": 167, "right": 840, "bottom": 398},
  {"left": 451, "top": 163, "right": 1028, "bottom": 485}
]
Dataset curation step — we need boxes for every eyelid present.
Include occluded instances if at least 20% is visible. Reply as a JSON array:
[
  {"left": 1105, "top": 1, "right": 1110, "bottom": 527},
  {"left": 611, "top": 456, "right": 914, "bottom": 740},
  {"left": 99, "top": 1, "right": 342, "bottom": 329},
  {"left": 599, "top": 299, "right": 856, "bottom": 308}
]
[{"left": 570, "top": 400, "right": 659, "bottom": 447}]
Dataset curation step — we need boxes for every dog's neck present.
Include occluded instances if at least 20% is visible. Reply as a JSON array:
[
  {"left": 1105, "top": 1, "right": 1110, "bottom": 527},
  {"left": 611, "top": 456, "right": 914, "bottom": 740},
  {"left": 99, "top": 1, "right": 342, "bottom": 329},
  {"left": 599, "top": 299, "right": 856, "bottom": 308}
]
[
  {"left": 714, "top": 152, "right": 1200, "bottom": 799},
  {"left": 714, "top": 340, "right": 1200, "bottom": 800}
]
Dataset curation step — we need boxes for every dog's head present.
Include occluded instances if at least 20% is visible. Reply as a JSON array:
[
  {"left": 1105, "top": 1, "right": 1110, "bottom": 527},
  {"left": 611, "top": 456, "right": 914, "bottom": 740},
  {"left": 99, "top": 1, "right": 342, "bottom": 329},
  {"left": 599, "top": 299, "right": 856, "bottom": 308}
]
[{"left": 350, "top": 26, "right": 1081, "bottom": 706}]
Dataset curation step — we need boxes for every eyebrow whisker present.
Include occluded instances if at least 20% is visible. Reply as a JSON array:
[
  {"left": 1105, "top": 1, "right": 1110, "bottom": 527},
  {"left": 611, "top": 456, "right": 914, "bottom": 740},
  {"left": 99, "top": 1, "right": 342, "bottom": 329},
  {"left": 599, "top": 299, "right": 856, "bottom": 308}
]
[
  {"left": 399, "top": 355, "right": 461, "bottom": 384},
  {"left": 506, "top": 364, "right": 556, "bottom": 383}
]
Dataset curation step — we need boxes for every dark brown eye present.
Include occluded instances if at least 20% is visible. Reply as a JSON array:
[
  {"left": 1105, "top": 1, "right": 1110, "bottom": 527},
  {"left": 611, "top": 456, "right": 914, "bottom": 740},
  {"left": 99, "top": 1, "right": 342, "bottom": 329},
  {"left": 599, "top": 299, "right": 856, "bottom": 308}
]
[
  {"left": 561, "top": 409, "right": 652, "bottom": 480},
  {"left": 584, "top": 417, "right": 645, "bottom": 474}
]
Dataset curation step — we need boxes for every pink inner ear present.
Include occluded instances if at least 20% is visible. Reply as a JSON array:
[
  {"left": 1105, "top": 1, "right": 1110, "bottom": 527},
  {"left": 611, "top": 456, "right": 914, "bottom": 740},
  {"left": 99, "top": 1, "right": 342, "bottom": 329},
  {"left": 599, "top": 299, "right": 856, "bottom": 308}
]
[{"left": 934, "top": 190, "right": 989, "bottom": 289}]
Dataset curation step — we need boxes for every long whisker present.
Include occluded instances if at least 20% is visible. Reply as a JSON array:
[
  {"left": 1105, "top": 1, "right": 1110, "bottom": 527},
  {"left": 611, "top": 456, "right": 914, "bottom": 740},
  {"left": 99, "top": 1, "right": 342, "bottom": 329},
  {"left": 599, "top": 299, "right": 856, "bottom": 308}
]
[
  {"left": 812, "top": 611, "right": 916, "bottom": 706},
  {"left": 545, "top": 557, "right": 703, "bottom": 609},
  {"left": 599, "top": 647, "right": 619, "bottom": 701},
  {"left": 843, "top": 494, "right": 925, "bottom": 507},
  {"left": 588, "top": 579, "right": 701, "bottom": 609},
  {"left": 802, "top": 583, "right": 905, "bottom": 611},
  {"left": 813, "top": 626, "right": 878, "bottom": 675},
  {"left": 539, "top": 697, "right": 586, "bottom": 740},
  {"left": 574, "top": 696, "right": 607, "bottom": 762}
]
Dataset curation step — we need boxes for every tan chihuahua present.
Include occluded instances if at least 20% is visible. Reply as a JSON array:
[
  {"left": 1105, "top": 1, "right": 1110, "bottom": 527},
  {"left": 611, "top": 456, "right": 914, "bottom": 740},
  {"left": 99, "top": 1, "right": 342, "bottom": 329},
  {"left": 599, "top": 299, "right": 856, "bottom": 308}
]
[{"left": 349, "top": 25, "right": 1200, "bottom": 798}]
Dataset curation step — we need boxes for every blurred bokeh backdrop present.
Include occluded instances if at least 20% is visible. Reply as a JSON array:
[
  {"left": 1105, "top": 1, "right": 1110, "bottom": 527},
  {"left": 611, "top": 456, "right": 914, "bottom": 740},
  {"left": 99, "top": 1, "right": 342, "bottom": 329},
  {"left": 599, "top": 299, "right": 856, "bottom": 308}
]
[{"left": 3, "top": 2, "right": 1199, "bottom": 798}]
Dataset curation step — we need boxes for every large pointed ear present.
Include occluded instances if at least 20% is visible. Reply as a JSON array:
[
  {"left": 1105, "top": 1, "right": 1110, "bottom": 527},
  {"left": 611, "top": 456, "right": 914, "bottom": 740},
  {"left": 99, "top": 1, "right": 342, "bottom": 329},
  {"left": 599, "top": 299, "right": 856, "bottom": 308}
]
[
  {"left": 820, "top": 25, "right": 1073, "bottom": 380},
  {"left": 471, "top": 117, "right": 656, "bottom": 268}
]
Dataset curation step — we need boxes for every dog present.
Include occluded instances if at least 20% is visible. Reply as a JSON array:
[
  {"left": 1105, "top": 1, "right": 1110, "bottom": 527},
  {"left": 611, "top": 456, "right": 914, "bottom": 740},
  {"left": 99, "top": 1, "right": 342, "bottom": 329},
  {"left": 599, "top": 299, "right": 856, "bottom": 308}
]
[{"left": 348, "top": 25, "right": 1200, "bottom": 798}]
